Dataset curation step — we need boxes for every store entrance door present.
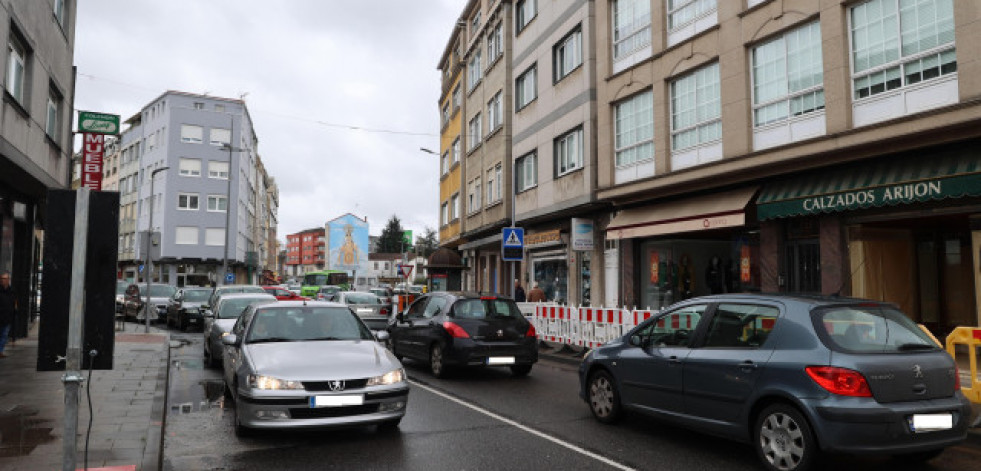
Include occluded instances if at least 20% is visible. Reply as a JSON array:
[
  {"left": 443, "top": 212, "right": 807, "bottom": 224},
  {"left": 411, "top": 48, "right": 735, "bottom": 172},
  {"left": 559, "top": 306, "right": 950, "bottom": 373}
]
[{"left": 785, "top": 240, "right": 820, "bottom": 293}]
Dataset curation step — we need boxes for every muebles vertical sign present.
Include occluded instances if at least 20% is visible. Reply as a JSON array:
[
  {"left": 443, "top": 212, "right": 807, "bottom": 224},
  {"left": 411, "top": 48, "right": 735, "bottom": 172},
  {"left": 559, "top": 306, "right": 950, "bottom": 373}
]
[{"left": 77, "top": 111, "right": 120, "bottom": 191}]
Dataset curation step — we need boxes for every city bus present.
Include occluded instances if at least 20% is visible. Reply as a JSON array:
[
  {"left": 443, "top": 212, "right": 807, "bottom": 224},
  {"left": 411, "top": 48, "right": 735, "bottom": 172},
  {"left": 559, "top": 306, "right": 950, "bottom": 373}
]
[{"left": 300, "top": 270, "right": 350, "bottom": 297}]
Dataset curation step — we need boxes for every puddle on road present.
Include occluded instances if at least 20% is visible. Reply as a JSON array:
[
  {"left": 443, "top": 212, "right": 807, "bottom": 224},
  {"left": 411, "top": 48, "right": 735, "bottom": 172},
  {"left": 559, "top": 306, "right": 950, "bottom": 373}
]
[
  {"left": 169, "top": 380, "right": 228, "bottom": 415},
  {"left": 0, "top": 405, "right": 56, "bottom": 457}
]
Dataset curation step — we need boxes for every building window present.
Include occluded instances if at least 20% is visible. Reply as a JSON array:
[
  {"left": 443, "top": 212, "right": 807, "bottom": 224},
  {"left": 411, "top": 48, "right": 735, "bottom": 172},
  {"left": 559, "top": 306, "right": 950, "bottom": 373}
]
[
  {"left": 517, "top": 0, "right": 537, "bottom": 32},
  {"left": 488, "top": 23, "right": 503, "bottom": 64},
  {"left": 193, "top": 102, "right": 204, "bottom": 110},
  {"left": 210, "top": 128, "right": 231, "bottom": 146},
  {"left": 175, "top": 227, "right": 198, "bottom": 245},
  {"left": 667, "top": 0, "right": 717, "bottom": 31},
  {"left": 54, "top": 0, "right": 67, "bottom": 29},
  {"left": 451, "top": 137, "right": 460, "bottom": 163},
  {"left": 178, "top": 193, "right": 199, "bottom": 210},
  {"left": 613, "top": 0, "right": 652, "bottom": 60},
  {"left": 486, "top": 167, "right": 496, "bottom": 204},
  {"left": 553, "top": 26, "right": 583, "bottom": 83},
  {"left": 209, "top": 161, "right": 229, "bottom": 179},
  {"left": 671, "top": 62, "right": 721, "bottom": 152},
  {"left": 179, "top": 158, "right": 201, "bottom": 176},
  {"left": 441, "top": 202, "right": 449, "bottom": 226},
  {"left": 487, "top": 91, "right": 503, "bottom": 132},
  {"left": 554, "top": 127, "right": 584, "bottom": 176},
  {"left": 849, "top": 0, "right": 955, "bottom": 100},
  {"left": 6, "top": 34, "right": 27, "bottom": 105},
  {"left": 468, "top": 50, "right": 483, "bottom": 91},
  {"left": 753, "top": 22, "right": 824, "bottom": 126},
  {"left": 616, "top": 91, "right": 654, "bottom": 167},
  {"left": 180, "top": 125, "right": 203, "bottom": 143},
  {"left": 205, "top": 228, "right": 225, "bottom": 246},
  {"left": 441, "top": 152, "right": 449, "bottom": 175},
  {"left": 207, "top": 195, "right": 227, "bottom": 212},
  {"left": 468, "top": 113, "right": 482, "bottom": 151},
  {"left": 516, "top": 64, "right": 537, "bottom": 110},
  {"left": 468, "top": 178, "right": 482, "bottom": 213},
  {"left": 46, "top": 86, "right": 63, "bottom": 142},
  {"left": 516, "top": 152, "right": 537, "bottom": 192},
  {"left": 451, "top": 193, "right": 460, "bottom": 220},
  {"left": 471, "top": 10, "right": 481, "bottom": 33},
  {"left": 441, "top": 102, "right": 450, "bottom": 125},
  {"left": 452, "top": 85, "right": 461, "bottom": 110}
]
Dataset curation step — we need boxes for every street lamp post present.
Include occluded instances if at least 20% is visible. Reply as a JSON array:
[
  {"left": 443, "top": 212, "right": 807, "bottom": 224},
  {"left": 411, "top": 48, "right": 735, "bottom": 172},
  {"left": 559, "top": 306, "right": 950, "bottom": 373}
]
[
  {"left": 221, "top": 143, "right": 247, "bottom": 285},
  {"left": 145, "top": 166, "right": 169, "bottom": 333}
]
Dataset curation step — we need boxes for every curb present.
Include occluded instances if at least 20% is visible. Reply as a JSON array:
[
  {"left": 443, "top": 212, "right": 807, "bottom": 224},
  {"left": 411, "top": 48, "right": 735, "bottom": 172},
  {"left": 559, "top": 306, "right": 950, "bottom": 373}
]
[{"left": 141, "top": 332, "right": 171, "bottom": 471}]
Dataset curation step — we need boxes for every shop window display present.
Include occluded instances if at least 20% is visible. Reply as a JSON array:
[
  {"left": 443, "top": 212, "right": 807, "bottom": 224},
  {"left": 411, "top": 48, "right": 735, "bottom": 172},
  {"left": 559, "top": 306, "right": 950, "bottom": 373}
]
[
  {"left": 640, "top": 237, "right": 759, "bottom": 311},
  {"left": 533, "top": 258, "right": 568, "bottom": 304}
]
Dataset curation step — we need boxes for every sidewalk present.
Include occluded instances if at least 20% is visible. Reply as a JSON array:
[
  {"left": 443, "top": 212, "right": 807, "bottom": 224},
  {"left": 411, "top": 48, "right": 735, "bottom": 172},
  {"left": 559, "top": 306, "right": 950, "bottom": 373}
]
[{"left": 0, "top": 321, "right": 170, "bottom": 471}]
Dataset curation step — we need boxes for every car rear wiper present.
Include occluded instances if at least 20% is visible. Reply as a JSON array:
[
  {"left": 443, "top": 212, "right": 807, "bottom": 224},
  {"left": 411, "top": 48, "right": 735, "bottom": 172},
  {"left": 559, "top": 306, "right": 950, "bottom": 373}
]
[
  {"left": 247, "top": 337, "right": 294, "bottom": 344},
  {"left": 897, "top": 343, "right": 937, "bottom": 351}
]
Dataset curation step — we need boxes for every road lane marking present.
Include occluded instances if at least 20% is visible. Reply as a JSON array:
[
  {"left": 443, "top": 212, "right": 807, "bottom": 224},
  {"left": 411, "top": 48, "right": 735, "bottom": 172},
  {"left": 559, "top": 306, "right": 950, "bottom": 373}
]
[{"left": 408, "top": 379, "right": 634, "bottom": 471}]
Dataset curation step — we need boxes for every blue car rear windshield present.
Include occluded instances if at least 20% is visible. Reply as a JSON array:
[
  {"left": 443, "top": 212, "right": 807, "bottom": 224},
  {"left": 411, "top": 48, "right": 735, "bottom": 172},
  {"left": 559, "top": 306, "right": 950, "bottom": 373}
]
[{"left": 814, "top": 305, "right": 938, "bottom": 353}]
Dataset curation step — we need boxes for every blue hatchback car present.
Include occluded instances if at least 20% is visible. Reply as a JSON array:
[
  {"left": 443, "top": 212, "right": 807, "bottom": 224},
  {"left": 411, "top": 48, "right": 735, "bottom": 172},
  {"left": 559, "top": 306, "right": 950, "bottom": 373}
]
[{"left": 578, "top": 294, "right": 971, "bottom": 471}]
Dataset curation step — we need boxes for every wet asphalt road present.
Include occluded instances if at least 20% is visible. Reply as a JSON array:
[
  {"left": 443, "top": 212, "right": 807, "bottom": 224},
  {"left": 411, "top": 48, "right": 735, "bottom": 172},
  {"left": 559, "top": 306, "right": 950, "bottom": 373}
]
[{"left": 161, "top": 330, "right": 981, "bottom": 471}]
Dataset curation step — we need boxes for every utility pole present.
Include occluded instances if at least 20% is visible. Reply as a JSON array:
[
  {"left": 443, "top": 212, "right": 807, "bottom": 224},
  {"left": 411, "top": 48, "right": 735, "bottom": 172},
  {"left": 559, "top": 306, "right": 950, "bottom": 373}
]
[
  {"left": 62, "top": 188, "right": 89, "bottom": 471},
  {"left": 145, "top": 166, "right": 168, "bottom": 333}
]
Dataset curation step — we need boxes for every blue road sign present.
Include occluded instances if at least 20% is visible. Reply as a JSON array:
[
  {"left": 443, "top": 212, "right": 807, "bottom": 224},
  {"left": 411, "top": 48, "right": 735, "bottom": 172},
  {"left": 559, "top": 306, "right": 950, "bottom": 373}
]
[
  {"left": 138, "top": 264, "right": 144, "bottom": 273},
  {"left": 225, "top": 273, "right": 235, "bottom": 283},
  {"left": 502, "top": 227, "right": 524, "bottom": 261}
]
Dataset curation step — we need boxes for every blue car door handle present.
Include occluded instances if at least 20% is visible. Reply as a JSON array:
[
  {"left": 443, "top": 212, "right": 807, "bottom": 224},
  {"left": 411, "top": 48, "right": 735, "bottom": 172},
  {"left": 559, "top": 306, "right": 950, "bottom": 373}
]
[
  {"left": 739, "top": 360, "right": 758, "bottom": 372},
  {"left": 668, "top": 356, "right": 682, "bottom": 365}
]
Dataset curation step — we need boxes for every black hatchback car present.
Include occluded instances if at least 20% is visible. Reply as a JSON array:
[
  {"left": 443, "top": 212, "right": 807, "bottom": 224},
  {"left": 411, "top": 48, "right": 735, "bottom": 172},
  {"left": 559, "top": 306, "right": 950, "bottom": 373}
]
[
  {"left": 388, "top": 292, "right": 538, "bottom": 378},
  {"left": 579, "top": 294, "right": 971, "bottom": 471}
]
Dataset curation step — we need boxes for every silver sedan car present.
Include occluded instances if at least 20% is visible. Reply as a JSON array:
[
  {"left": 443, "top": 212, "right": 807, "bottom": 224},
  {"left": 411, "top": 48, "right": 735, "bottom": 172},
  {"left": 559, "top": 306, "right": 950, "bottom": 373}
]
[{"left": 221, "top": 300, "right": 408, "bottom": 436}]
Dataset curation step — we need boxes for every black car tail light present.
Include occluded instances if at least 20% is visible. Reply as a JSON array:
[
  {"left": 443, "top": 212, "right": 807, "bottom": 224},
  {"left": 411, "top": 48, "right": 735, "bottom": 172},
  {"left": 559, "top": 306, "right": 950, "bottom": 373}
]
[
  {"left": 525, "top": 324, "right": 536, "bottom": 338},
  {"left": 443, "top": 321, "right": 470, "bottom": 338}
]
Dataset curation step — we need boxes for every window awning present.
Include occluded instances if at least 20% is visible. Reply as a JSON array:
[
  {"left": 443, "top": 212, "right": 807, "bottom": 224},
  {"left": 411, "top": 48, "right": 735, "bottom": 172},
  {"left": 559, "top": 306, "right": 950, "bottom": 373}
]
[
  {"left": 757, "top": 150, "right": 981, "bottom": 220},
  {"left": 606, "top": 187, "right": 758, "bottom": 240}
]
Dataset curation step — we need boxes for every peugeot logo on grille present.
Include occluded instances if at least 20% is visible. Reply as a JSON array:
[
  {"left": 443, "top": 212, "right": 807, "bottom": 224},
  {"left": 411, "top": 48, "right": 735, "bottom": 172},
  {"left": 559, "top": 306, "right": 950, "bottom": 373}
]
[
  {"left": 912, "top": 365, "right": 923, "bottom": 379},
  {"left": 329, "top": 380, "right": 346, "bottom": 391}
]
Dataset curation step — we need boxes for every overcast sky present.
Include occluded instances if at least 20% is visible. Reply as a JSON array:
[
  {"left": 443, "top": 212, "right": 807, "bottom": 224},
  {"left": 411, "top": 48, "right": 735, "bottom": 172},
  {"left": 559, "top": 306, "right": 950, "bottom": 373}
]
[{"left": 74, "top": 1, "right": 465, "bottom": 242}]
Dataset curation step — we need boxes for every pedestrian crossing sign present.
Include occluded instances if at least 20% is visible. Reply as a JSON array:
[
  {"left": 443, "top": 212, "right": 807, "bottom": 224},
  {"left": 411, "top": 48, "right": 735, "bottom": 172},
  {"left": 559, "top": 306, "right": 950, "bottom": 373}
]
[{"left": 502, "top": 227, "right": 523, "bottom": 261}]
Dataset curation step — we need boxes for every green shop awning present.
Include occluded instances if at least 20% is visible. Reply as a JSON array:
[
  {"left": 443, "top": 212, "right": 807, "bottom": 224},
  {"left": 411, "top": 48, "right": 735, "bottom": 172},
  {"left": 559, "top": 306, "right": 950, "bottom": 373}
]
[{"left": 757, "top": 150, "right": 981, "bottom": 220}]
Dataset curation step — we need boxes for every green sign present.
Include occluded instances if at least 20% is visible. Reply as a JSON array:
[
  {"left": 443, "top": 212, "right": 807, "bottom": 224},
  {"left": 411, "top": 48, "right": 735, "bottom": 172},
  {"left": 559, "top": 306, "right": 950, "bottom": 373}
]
[
  {"left": 402, "top": 230, "right": 413, "bottom": 247},
  {"left": 78, "top": 111, "right": 120, "bottom": 134}
]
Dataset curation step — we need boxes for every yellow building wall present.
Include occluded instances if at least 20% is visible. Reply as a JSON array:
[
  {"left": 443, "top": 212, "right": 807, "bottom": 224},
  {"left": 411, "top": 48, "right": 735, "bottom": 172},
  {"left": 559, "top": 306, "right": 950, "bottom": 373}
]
[{"left": 439, "top": 73, "right": 463, "bottom": 244}]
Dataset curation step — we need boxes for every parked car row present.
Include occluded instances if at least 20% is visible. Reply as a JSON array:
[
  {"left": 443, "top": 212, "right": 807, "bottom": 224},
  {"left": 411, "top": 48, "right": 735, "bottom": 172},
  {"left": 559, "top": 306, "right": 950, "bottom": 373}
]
[{"left": 129, "top": 281, "right": 973, "bottom": 470}]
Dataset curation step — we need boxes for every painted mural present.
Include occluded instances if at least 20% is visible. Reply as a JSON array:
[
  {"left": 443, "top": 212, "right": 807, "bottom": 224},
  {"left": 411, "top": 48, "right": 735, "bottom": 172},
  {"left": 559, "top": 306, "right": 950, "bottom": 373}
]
[{"left": 327, "top": 214, "right": 369, "bottom": 272}]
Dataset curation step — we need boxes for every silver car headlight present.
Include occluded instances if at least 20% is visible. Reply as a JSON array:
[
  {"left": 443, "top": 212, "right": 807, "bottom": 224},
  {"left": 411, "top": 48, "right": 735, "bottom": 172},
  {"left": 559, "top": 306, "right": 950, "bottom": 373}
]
[
  {"left": 366, "top": 368, "right": 405, "bottom": 386},
  {"left": 247, "top": 375, "right": 304, "bottom": 390}
]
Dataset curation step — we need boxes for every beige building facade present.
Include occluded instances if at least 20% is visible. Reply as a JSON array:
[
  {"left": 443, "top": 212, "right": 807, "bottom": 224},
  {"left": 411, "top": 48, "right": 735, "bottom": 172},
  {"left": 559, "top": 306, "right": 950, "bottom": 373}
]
[{"left": 594, "top": 0, "right": 981, "bottom": 335}]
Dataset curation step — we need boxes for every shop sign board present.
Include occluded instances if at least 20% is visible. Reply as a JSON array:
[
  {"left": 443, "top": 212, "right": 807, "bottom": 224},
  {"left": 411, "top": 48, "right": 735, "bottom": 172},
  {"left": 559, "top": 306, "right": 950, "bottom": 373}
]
[
  {"left": 502, "top": 227, "right": 524, "bottom": 261},
  {"left": 525, "top": 229, "right": 561, "bottom": 247},
  {"left": 77, "top": 111, "right": 120, "bottom": 134},
  {"left": 81, "top": 133, "right": 105, "bottom": 190},
  {"left": 571, "top": 218, "right": 594, "bottom": 251}
]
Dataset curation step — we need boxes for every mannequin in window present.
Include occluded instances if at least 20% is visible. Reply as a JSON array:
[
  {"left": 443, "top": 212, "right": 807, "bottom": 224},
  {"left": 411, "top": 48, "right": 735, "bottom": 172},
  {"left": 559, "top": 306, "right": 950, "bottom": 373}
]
[
  {"left": 706, "top": 256, "right": 725, "bottom": 294},
  {"left": 677, "top": 254, "right": 694, "bottom": 300}
]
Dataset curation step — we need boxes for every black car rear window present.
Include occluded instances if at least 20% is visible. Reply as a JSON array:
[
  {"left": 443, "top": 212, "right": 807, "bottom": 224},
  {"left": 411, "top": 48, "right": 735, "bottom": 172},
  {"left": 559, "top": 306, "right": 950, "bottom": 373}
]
[
  {"left": 453, "top": 298, "right": 522, "bottom": 319},
  {"left": 813, "top": 305, "right": 938, "bottom": 353}
]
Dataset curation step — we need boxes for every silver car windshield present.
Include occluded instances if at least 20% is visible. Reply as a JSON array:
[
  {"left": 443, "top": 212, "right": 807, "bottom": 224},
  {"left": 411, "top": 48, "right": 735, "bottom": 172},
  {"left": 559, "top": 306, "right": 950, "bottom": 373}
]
[
  {"left": 246, "top": 307, "right": 372, "bottom": 343},
  {"left": 218, "top": 297, "right": 274, "bottom": 319}
]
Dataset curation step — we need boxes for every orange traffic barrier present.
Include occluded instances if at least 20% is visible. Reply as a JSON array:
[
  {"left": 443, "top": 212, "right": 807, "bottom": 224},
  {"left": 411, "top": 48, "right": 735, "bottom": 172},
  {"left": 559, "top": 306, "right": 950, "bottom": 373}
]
[{"left": 945, "top": 327, "right": 981, "bottom": 404}]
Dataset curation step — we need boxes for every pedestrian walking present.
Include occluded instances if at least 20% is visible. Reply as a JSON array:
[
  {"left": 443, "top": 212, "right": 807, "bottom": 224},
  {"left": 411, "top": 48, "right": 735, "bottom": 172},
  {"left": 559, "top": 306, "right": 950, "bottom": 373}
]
[
  {"left": 0, "top": 272, "right": 16, "bottom": 358},
  {"left": 527, "top": 282, "right": 546, "bottom": 303},
  {"left": 513, "top": 279, "right": 526, "bottom": 302}
]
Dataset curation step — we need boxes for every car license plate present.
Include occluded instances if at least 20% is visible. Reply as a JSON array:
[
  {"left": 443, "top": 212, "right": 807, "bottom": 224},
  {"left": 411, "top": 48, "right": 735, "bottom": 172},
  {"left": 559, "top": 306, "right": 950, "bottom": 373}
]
[
  {"left": 487, "top": 356, "right": 515, "bottom": 365},
  {"left": 909, "top": 413, "right": 953, "bottom": 432},
  {"left": 310, "top": 395, "right": 364, "bottom": 408}
]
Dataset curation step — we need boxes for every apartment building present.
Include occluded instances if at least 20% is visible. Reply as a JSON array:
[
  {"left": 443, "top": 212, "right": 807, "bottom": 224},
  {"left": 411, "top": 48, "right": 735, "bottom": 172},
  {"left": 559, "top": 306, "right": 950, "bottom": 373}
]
[
  {"left": 594, "top": 0, "right": 980, "bottom": 334},
  {"left": 116, "top": 91, "right": 276, "bottom": 287},
  {"left": 285, "top": 227, "right": 325, "bottom": 278},
  {"left": 0, "top": 0, "right": 76, "bottom": 337},
  {"left": 511, "top": 0, "right": 604, "bottom": 306},
  {"left": 458, "top": 0, "right": 517, "bottom": 295}
]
